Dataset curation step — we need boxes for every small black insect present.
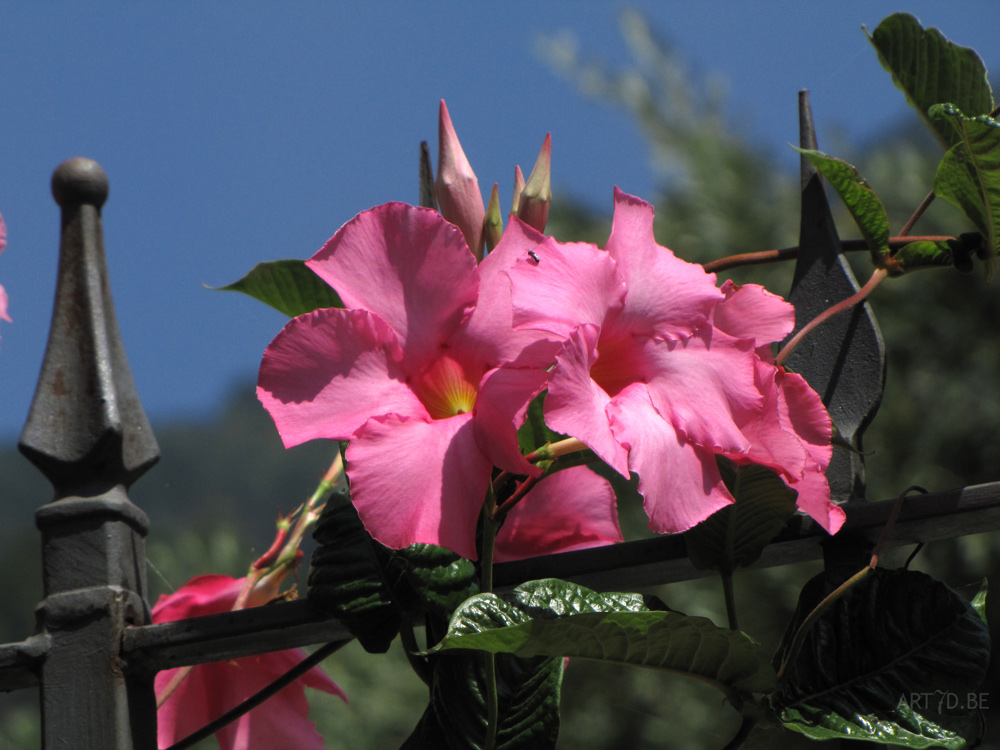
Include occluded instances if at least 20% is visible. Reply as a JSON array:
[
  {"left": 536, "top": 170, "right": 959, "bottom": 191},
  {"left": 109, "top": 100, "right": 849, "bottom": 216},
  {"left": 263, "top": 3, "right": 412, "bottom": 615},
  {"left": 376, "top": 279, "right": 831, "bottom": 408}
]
[{"left": 527, "top": 250, "right": 540, "bottom": 264}]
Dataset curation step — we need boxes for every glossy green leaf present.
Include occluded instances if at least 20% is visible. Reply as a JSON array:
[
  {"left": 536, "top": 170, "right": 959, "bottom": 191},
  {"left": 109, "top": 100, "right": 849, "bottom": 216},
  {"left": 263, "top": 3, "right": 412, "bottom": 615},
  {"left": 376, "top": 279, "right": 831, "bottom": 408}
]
[
  {"left": 384, "top": 544, "right": 480, "bottom": 621},
  {"left": 931, "top": 104, "right": 1000, "bottom": 269},
  {"left": 867, "top": 13, "right": 994, "bottom": 149},
  {"left": 892, "top": 240, "right": 962, "bottom": 274},
  {"left": 971, "top": 579, "right": 988, "bottom": 625},
  {"left": 684, "top": 460, "right": 797, "bottom": 572},
  {"left": 408, "top": 653, "right": 562, "bottom": 750},
  {"left": 516, "top": 392, "right": 563, "bottom": 456},
  {"left": 780, "top": 699, "right": 970, "bottom": 749},
  {"left": 308, "top": 490, "right": 400, "bottom": 653},
  {"left": 796, "top": 148, "right": 891, "bottom": 265},
  {"left": 434, "top": 579, "right": 776, "bottom": 697},
  {"left": 772, "top": 567, "right": 990, "bottom": 748},
  {"left": 216, "top": 259, "right": 342, "bottom": 318}
]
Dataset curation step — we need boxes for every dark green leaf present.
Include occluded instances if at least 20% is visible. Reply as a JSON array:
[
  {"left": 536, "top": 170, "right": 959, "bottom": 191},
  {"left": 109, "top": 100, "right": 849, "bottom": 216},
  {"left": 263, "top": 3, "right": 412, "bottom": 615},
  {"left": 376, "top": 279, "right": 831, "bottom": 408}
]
[
  {"left": 892, "top": 240, "right": 961, "bottom": 273},
  {"left": 384, "top": 544, "right": 480, "bottom": 622},
  {"left": 684, "top": 459, "right": 797, "bottom": 572},
  {"left": 215, "top": 259, "right": 342, "bottom": 318},
  {"left": 971, "top": 579, "right": 988, "bottom": 625},
  {"left": 795, "top": 148, "right": 891, "bottom": 265},
  {"left": 434, "top": 579, "right": 775, "bottom": 697},
  {"left": 867, "top": 13, "right": 994, "bottom": 149},
  {"left": 307, "top": 491, "right": 400, "bottom": 653},
  {"left": 931, "top": 105, "right": 1000, "bottom": 271},
  {"left": 426, "top": 653, "right": 563, "bottom": 750},
  {"left": 772, "top": 567, "right": 990, "bottom": 748}
]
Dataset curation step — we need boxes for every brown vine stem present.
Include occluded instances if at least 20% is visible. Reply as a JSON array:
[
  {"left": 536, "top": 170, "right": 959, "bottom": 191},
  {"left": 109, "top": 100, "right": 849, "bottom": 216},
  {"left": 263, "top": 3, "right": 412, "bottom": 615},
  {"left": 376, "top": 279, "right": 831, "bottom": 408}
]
[
  {"left": 775, "top": 267, "right": 888, "bottom": 366},
  {"left": 774, "top": 486, "right": 926, "bottom": 684},
  {"left": 703, "top": 236, "right": 949, "bottom": 273}
]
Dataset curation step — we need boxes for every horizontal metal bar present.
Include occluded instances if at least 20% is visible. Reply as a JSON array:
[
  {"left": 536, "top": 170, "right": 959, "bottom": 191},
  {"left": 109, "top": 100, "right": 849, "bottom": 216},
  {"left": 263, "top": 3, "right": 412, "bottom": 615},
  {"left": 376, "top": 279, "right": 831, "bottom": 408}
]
[
  {"left": 117, "top": 481, "right": 1000, "bottom": 673},
  {"left": 0, "top": 634, "right": 51, "bottom": 692}
]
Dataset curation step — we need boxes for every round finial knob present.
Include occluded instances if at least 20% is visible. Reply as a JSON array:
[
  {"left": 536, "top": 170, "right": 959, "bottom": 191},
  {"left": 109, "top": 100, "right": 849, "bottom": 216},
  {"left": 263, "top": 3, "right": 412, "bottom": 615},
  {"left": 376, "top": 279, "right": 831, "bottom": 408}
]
[{"left": 51, "top": 157, "right": 109, "bottom": 208}]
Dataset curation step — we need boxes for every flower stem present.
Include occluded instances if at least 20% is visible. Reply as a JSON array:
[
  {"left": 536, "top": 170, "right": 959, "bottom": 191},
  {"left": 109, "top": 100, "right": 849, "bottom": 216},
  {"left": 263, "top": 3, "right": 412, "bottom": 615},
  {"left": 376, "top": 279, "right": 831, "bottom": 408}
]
[
  {"left": 775, "top": 267, "right": 888, "bottom": 366},
  {"left": 480, "top": 485, "right": 500, "bottom": 750}
]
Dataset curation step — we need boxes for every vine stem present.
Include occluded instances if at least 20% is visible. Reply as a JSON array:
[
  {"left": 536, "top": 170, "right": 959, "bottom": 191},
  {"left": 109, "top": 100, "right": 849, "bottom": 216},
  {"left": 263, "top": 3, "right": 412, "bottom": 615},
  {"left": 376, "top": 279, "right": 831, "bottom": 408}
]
[
  {"left": 703, "top": 236, "right": 949, "bottom": 274},
  {"left": 775, "top": 267, "right": 888, "bottom": 366}
]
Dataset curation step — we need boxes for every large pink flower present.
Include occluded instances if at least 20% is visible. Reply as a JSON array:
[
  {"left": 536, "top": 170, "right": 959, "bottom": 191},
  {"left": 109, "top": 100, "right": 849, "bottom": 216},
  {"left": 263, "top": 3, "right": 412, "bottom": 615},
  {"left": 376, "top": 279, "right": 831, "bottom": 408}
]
[
  {"left": 153, "top": 575, "right": 345, "bottom": 750},
  {"left": 258, "top": 203, "right": 560, "bottom": 560},
  {"left": 506, "top": 188, "right": 843, "bottom": 535}
]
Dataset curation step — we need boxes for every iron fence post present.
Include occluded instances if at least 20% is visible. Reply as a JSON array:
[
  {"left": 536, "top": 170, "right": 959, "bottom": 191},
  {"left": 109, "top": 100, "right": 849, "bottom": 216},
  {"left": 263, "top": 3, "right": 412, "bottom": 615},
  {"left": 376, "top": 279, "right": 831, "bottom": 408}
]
[{"left": 19, "top": 158, "right": 160, "bottom": 749}]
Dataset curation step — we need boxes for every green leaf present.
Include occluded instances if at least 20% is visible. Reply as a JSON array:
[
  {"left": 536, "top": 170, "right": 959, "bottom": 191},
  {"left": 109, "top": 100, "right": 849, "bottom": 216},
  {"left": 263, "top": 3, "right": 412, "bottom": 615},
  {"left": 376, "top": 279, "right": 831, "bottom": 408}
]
[
  {"left": 383, "top": 544, "right": 480, "bottom": 621},
  {"left": 892, "top": 240, "right": 963, "bottom": 273},
  {"left": 307, "top": 490, "right": 400, "bottom": 653},
  {"left": 971, "top": 579, "right": 988, "bottom": 625},
  {"left": 867, "top": 13, "right": 994, "bottom": 149},
  {"left": 434, "top": 579, "right": 776, "bottom": 698},
  {"left": 516, "top": 392, "right": 564, "bottom": 456},
  {"left": 215, "top": 259, "right": 342, "bottom": 318},
  {"left": 931, "top": 104, "right": 1000, "bottom": 270},
  {"left": 796, "top": 148, "right": 891, "bottom": 266},
  {"left": 684, "top": 459, "right": 798, "bottom": 572},
  {"left": 772, "top": 567, "right": 990, "bottom": 748},
  {"left": 780, "top": 699, "right": 970, "bottom": 749},
  {"left": 420, "top": 653, "right": 563, "bottom": 750}
]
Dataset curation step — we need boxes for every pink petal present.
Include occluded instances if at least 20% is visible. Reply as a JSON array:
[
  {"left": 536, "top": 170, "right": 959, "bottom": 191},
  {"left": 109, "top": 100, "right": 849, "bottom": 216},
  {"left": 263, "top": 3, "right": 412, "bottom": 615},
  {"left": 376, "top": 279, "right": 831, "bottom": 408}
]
[
  {"left": 506, "top": 233, "right": 625, "bottom": 339},
  {"left": 790, "top": 468, "right": 844, "bottom": 534},
  {"left": 258, "top": 308, "right": 427, "bottom": 447},
  {"left": 0, "top": 209, "right": 6, "bottom": 253},
  {"left": 435, "top": 100, "right": 486, "bottom": 259},
  {"left": 346, "top": 412, "right": 492, "bottom": 559},
  {"left": 605, "top": 188, "right": 723, "bottom": 340},
  {"left": 0, "top": 285, "right": 8, "bottom": 324},
  {"left": 543, "top": 325, "right": 629, "bottom": 476},
  {"left": 153, "top": 576, "right": 345, "bottom": 750},
  {"left": 451, "top": 217, "right": 560, "bottom": 370},
  {"left": 607, "top": 384, "right": 733, "bottom": 534},
  {"left": 495, "top": 466, "right": 622, "bottom": 562},
  {"left": 473, "top": 366, "right": 549, "bottom": 477},
  {"left": 643, "top": 327, "right": 759, "bottom": 454},
  {"left": 712, "top": 280, "right": 795, "bottom": 344},
  {"left": 307, "top": 203, "right": 479, "bottom": 371}
]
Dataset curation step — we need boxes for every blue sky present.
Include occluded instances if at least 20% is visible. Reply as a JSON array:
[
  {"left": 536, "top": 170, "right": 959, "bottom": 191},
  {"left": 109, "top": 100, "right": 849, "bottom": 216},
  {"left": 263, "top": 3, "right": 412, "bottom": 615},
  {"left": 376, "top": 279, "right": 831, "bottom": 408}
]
[{"left": 1, "top": 2, "right": 997, "bottom": 445}]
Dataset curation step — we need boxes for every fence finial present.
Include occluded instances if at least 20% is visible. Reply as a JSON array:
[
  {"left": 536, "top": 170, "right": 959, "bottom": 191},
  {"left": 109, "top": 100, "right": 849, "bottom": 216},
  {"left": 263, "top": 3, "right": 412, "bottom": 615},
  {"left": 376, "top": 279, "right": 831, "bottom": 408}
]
[
  {"left": 785, "top": 92, "right": 886, "bottom": 503},
  {"left": 20, "top": 157, "right": 159, "bottom": 498}
]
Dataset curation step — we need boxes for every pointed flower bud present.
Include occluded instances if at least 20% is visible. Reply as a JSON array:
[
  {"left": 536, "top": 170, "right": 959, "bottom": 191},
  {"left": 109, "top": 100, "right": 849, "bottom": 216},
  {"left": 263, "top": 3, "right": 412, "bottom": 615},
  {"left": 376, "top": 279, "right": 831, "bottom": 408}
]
[
  {"left": 435, "top": 100, "right": 485, "bottom": 260},
  {"left": 515, "top": 133, "right": 551, "bottom": 233},
  {"left": 483, "top": 183, "right": 503, "bottom": 254},
  {"left": 510, "top": 165, "right": 526, "bottom": 218}
]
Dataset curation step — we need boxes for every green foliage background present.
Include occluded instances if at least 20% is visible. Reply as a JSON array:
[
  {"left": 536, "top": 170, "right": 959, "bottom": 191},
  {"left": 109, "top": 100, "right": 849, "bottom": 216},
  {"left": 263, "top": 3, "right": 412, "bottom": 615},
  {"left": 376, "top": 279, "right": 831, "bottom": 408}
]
[{"left": 2, "top": 10, "right": 999, "bottom": 749}]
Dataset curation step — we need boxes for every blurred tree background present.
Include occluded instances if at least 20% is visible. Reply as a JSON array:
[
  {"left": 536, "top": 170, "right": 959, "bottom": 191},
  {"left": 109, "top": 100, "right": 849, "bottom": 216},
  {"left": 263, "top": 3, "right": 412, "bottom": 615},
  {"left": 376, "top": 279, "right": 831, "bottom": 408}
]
[{"left": 2, "top": 9, "right": 998, "bottom": 749}]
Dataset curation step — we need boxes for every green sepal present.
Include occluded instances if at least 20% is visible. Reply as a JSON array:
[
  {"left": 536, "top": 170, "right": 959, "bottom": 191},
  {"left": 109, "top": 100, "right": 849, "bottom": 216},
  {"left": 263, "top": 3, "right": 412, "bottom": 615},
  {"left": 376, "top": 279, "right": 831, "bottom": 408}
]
[
  {"left": 433, "top": 578, "right": 776, "bottom": 699},
  {"left": 684, "top": 459, "right": 798, "bottom": 572},
  {"left": 216, "top": 259, "right": 343, "bottom": 317},
  {"left": 795, "top": 148, "right": 891, "bottom": 266},
  {"left": 930, "top": 104, "right": 1000, "bottom": 277},
  {"left": 866, "top": 13, "right": 994, "bottom": 149},
  {"left": 771, "top": 567, "right": 990, "bottom": 748},
  {"left": 307, "top": 490, "right": 401, "bottom": 653}
]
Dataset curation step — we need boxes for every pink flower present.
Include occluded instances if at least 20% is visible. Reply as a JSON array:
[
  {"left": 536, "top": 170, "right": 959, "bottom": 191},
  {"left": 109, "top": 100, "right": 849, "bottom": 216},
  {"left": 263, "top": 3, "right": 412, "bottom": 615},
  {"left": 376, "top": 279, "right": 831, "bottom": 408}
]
[
  {"left": 506, "top": 188, "right": 843, "bottom": 536},
  {"left": 258, "top": 203, "right": 559, "bottom": 560},
  {"left": 153, "top": 575, "right": 345, "bottom": 750},
  {"left": 495, "top": 466, "right": 623, "bottom": 563},
  {"left": 0, "top": 210, "right": 9, "bottom": 326}
]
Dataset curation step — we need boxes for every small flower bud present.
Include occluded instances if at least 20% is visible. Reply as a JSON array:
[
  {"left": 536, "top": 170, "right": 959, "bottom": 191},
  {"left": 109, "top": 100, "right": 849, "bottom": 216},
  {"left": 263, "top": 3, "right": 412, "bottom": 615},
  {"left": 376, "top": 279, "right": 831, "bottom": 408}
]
[
  {"left": 483, "top": 183, "right": 503, "bottom": 254},
  {"left": 516, "top": 133, "right": 551, "bottom": 233},
  {"left": 435, "top": 100, "right": 485, "bottom": 260}
]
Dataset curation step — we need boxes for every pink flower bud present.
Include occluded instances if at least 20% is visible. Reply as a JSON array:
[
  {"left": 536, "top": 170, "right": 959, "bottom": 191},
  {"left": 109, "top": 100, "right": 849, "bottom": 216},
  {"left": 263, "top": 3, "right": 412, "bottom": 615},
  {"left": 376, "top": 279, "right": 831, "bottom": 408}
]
[
  {"left": 515, "top": 133, "right": 551, "bottom": 233},
  {"left": 510, "top": 165, "right": 526, "bottom": 218},
  {"left": 435, "top": 100, "right": 485, "bottom": 260},
  {"left": 483, "top": 183, "right": 503, "bottom": 254}
]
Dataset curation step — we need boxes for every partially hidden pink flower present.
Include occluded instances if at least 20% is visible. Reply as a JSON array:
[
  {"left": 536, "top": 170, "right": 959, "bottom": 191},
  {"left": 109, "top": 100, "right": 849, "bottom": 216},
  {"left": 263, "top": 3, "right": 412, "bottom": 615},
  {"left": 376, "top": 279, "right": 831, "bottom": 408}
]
[
  {"left": 153, "top": 575, "right": 345, "bottom": 750},
  {"left": 258, "top": 202, "right": 561, "bottom": 560},
  {"left": 506, "top": 188, "right": 843, "bottom": 536},
  {"left": 495, "top": 466, "right": 622, "bottom": 563},
  {"left": 0, "top": 210, "right": 9, "bottom": 325}
]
